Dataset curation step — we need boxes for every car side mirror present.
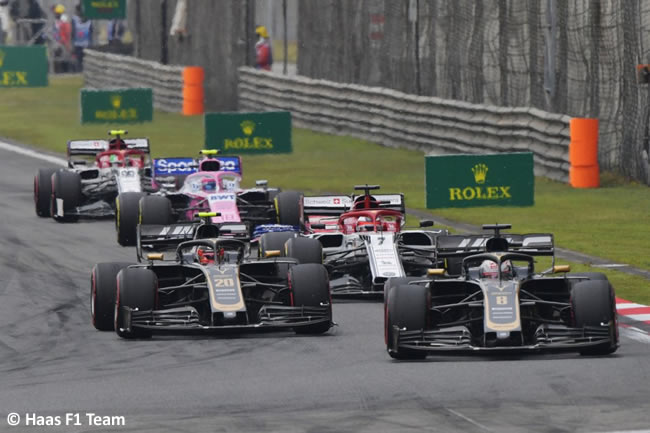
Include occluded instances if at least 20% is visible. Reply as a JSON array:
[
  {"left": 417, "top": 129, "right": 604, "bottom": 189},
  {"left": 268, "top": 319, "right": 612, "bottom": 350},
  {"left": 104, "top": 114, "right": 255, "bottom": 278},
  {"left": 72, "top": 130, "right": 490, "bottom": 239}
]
[
  {"left": 553, "top": 265, "right": 571, "bottom": 273},
  {"left": 419, "top": 220, "right": 434, "bottom": 228},
  {"left": 427, "top": 268, "right": 445, "bottom": 277}
]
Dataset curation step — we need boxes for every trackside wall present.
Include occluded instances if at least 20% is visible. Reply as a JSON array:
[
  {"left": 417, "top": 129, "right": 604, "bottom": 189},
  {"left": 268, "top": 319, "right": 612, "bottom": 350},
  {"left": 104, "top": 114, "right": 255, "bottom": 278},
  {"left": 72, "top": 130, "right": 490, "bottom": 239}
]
[
  {"left": 83, "top": 49, "right": 184, "bottom": 113},
  {"left": 238, "top": 67, "right": 571, "bottom": 183}
]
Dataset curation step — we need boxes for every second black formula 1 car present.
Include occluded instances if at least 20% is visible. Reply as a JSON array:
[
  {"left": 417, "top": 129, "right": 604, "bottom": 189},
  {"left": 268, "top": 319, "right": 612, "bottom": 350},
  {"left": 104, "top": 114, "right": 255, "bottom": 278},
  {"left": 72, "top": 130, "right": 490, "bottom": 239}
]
[
  {"left": 91, "top": 213, "right": 332, "bottom": 338},
  {"left": 385, "top": 224, "right": 619, "bottom": 359}
]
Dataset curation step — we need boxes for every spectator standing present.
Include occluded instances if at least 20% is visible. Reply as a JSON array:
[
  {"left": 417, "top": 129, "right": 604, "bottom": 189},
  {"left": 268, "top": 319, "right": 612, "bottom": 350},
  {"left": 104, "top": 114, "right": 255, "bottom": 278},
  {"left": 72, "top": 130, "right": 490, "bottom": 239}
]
[
  {"left": 0, "top": 0, "right": 9, "bottom": 44},
  {"left": 255, "top": 25, "right": 273, "bottom": 71},
  {"left": 27, "top": 0, "right": 45, "bottom": 44},
  {"left": 71, "top": 4, "right": 92, "bottom": 71},
  {"left": 51, "top": 4, "right": 71, "bottom": 72},
  {"left": 107, "top": 18, "right": 124, "bottom": 46}
]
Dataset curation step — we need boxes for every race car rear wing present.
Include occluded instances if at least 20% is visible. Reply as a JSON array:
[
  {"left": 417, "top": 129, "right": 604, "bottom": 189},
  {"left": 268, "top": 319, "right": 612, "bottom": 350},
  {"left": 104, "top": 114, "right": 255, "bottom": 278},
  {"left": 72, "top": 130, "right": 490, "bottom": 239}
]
[
  {"left": 152, "top": 156, "right": 243, "bottom": 178},
  {"left": 136, "top": 223, "right": 196, "bottom": 261},
  {"left": 435, "top": 233, "right": 555, "bottom": 258},
  {"left": 136, "top": 221, "right": 250, "bottom": 261},
  {"left": 67, "top": 138, "right": 151, "bottom": 157},
  {"left": 303, "top": 193, "right": 405, "bottom": 216}
]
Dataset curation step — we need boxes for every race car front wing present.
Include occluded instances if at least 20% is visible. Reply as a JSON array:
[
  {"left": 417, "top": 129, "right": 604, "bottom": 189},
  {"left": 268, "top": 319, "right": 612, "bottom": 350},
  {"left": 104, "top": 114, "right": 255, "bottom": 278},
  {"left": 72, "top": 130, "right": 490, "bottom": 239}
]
[
  {"left": 118, "top": 304, "right": 332, "bottom": 334},
  {"left": 390, "top": 323, "right": 617, "bottom": 355}
]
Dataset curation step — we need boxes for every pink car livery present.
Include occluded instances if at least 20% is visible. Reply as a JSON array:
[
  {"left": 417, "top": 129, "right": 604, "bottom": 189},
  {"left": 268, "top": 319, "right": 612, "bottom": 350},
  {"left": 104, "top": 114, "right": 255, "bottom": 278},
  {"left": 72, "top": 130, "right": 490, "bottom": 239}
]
[
  {"left": 135, "top": 151, "right": 303, "bottom": 239},
  {"left": 177, "top": 170, "right": 243, "bottom": 223}
]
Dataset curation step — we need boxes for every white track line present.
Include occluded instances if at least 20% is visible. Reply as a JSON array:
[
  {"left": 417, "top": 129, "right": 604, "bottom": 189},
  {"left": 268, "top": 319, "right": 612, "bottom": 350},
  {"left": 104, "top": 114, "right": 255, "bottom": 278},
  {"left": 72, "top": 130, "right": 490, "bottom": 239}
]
[
  {"left": 0, "top": 139, "right": 66, "bottom": 166},
  {"left": 626, "top": 314, "right": 650, "bottom": 322},
  {"left": 617, "top": 303, "right": 647, "bottom": 310},
  {"left": 620, "top": 327, "right": 650, "bottom": 345},
  {"left": 445, "top": 408, "right": 493, "bottom": 432}
]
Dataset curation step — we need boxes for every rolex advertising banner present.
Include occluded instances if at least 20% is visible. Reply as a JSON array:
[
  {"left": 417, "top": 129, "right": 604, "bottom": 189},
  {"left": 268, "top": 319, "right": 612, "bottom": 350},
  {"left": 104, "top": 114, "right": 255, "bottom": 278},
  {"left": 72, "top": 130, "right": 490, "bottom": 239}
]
[
  {"left": 204, "top": 111, "right": 292, "bottom": 154},
  {"left": 82, "top": 0, "right": 126, "bottom": 19},
  {"left": 80, "top": 88, "right": 153, "bottom": 124},
  {"left": 425, "top": 152, "right": 534, "bottom": 208},
  {"left": 0, "top": 46, "right": 48, "bottom": 88}
]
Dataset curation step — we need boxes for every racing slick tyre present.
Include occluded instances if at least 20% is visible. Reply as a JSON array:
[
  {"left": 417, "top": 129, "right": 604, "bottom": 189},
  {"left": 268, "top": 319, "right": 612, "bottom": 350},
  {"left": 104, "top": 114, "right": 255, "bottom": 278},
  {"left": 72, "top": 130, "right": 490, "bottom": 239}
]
[
  {"left": 275, "top": 190, "right": 303, "bottom": 227},
  {"left": 290, "top": 264, "right": 331, "bottom": 335},
  {"left": 571, "top": 280, "right": 618, "bottom": 356},
  {"left": 386, "top": 284, "right": 428, "bottom": 360},
  {"left": 115, "top": 267, "right": 158, "bottom": 339},
  {"left": 258, "top": 231, "right": 296, "bottom": 258},
  {"left": 116, "top": 192, "right": 146, "bottom": 246},
  {"left": 139, "top": 195, "right": 173, "bottom": 225},
  {"left": 51, "top": 170, "right": 82, "bottom": 222},
  {"left": 34, "top": 168, "right": 57, "bottom": 217},
  {"left": 285, "top": 237, "right": 323, "bottom": 264},
  {"left": 91, "top": 262, "right": 135, "bottom": 331},
  {"left": 383, "top": 277, "right": 422, "bottom": 304}
]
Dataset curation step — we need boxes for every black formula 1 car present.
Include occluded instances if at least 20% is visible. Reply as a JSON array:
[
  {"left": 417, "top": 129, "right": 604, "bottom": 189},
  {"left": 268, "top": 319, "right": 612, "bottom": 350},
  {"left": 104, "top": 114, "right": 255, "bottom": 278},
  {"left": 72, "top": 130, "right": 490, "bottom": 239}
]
[
  {"left": 34, "top": 131, "right": 154, "bottom": 222},
  {"left": 385, "top": 224, "right": 619, "bottom": 359},
  {"left": 91, "top": 214, "right": 332, "bottom": 338}
]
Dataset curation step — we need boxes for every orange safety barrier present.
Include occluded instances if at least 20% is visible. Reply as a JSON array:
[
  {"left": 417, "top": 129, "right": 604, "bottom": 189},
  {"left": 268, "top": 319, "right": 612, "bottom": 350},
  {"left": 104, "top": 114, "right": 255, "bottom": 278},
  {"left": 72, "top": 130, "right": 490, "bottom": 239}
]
[
  {"left": 569, "top": 118, "right": 599, "bottom": 188},
  {"left": 182, "top": 66, "right": 204, "bottom": 116}
]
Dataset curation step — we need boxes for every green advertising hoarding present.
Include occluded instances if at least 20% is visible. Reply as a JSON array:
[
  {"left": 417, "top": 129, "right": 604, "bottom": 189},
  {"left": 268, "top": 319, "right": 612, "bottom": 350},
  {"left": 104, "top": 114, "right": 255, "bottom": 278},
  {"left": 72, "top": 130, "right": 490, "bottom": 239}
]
[
  {"left": 205, "top": 111, "right": 292, "bottom": 154},
  {"left": 425, "top": 152, "right": 534, "bottom": 208},
  {"left": 82, "top": 0, "right": 126, "bottom": 19},
  {"left": 0, "top": 46, "right": 48, "bottom": 88},
  {"left": 80, "top": 88, "right": 153, "bottom": 124}
]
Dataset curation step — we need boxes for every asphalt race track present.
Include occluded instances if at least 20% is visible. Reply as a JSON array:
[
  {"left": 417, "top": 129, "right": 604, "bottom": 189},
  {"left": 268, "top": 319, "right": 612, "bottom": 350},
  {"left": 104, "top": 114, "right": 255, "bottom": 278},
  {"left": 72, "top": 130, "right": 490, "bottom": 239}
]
[{"left": 1, "top": 145, "right": 649, "bottom": 433}]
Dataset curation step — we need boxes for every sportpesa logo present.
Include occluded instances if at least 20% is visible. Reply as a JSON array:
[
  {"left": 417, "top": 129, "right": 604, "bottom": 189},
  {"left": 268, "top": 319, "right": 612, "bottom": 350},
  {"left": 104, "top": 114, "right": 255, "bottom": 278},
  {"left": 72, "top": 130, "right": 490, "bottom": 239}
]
[
  {"left": 153, "top": 157, "right": 242, "bottom": 176},
  {"left": 155, "top": 158, "right": 197, "bottom": 175}
]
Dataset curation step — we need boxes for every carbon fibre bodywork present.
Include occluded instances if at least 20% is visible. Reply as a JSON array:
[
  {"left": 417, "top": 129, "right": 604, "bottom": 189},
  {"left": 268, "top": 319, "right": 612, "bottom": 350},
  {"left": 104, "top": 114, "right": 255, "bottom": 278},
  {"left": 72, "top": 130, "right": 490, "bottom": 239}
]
[
  {"left": 111, "top": 219, "right": 332, "bottom": 337},
  {"left": 385, "top": 225, "right": 619, "bottom": 358}
]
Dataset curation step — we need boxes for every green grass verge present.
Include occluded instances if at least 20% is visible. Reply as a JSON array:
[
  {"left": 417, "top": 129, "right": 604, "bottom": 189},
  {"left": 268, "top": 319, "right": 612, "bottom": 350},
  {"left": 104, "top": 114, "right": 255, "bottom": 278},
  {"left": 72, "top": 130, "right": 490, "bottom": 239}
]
[{"left": 2, "top": 76, "right": 650, "bottom": 304}]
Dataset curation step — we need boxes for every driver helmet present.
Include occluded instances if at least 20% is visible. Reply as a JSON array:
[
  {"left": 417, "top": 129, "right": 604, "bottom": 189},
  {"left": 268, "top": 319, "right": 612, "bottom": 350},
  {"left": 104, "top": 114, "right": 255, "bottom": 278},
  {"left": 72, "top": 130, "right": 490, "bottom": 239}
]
[
  {"left": 202, "top": 177, "right": 217, "bottom": 192},
  {"left": 479, "top": 260, "right": 499, "bottom": 279},
  {"left": 196, "top": 246, "right": 215, "bottom": 265},
  {"left": 108, "top": 138, "right": 126, "bottom": 150},
  {"left": 356, "top": 216, "right": 377, "bottom": 232},
  {"left": 109, "top": 153, "right": 122, "bottom": 167},
  {"left": 479, "top": 260, "right": 513, "bottom": 279}
]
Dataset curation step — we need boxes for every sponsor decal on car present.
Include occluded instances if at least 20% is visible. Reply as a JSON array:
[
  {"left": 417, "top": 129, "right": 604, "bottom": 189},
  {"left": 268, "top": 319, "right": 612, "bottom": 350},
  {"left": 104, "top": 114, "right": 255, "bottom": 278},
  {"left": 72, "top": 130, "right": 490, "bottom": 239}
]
[
  {"left": 304, "top": 196, "right": 352, "bottom": 208},
  {"left": 154, "top": 157, "right": 242, "bottom": 177},
  {"left": 153, "top": 158, "right": 198, "bottom": 176},
  {"left": 215, "top": 157, "right": 242, "bottom": 174},
  {"left": 208, "top": 193, "right": 237, "bottom": 202}
]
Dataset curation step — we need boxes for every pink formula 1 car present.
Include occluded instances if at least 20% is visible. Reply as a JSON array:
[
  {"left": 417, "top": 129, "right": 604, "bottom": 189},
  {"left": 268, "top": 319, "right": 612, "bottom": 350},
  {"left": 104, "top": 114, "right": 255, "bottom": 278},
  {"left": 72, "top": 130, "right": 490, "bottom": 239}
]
[{"left": 115, "top": 151, "right": 302, "bottom": 246}]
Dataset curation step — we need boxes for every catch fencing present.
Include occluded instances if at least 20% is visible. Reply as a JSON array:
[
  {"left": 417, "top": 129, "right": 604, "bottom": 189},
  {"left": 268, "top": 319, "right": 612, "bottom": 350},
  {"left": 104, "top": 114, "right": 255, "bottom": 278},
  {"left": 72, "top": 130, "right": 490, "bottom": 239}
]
[
  {"left": 126, "top": 0, "right": 255, "bottom": 112},
  {"left": 296, "top": 0, "right": 650, "bottom": 183},
  {"left": 83, "top": 49, "right": 184, "bottom": 112},
  {"left": 238, "top": 67, "right": 571, "bottom": 182}
]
